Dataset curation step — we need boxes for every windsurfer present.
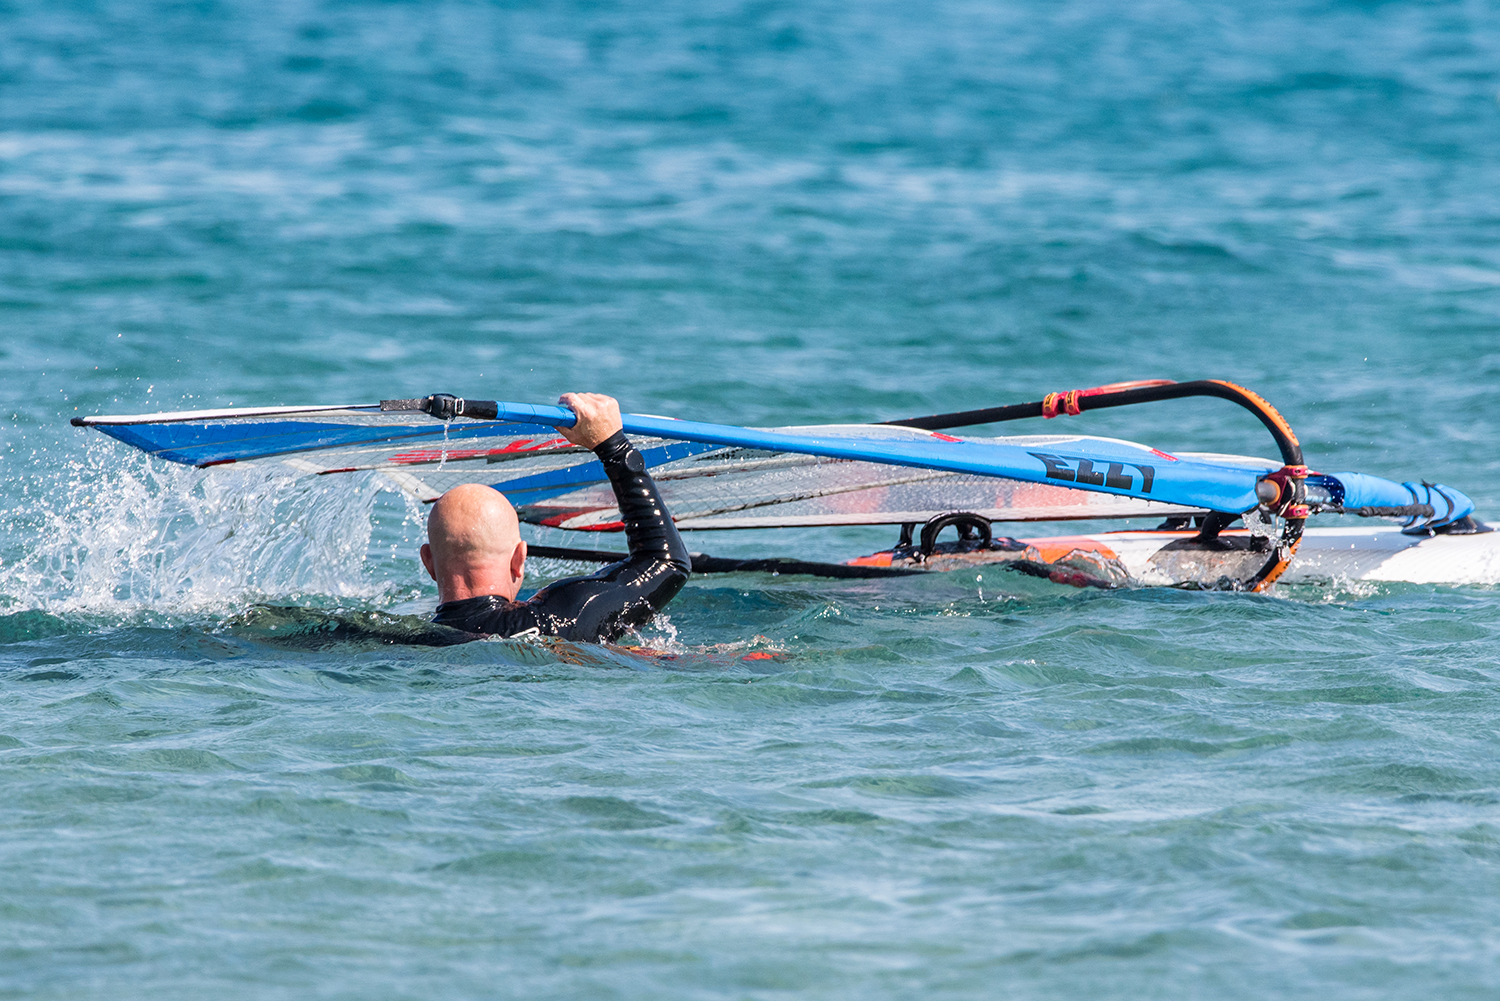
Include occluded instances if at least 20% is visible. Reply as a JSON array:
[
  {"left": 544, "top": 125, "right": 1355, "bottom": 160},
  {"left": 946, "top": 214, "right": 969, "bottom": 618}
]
[{"left": 422, "top": 392, "right": 691, "bottom": 642}]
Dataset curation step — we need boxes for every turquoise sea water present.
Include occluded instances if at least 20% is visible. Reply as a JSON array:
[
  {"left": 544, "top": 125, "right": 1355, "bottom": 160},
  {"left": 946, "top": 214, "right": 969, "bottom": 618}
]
[{"left": 3, "top": 1, "right": 1500, "bottom": 997}]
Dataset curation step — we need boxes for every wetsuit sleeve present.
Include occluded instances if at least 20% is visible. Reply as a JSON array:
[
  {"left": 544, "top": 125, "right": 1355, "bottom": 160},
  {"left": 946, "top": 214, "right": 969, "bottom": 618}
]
[{"left": 592, "top": 430, "right": 692, "bottom": 574}]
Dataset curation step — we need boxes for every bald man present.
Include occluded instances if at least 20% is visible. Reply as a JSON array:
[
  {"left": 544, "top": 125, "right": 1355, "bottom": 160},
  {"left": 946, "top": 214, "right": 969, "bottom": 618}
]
[{"left": 421, "top": 392, "right": 692, "bottom": 643}]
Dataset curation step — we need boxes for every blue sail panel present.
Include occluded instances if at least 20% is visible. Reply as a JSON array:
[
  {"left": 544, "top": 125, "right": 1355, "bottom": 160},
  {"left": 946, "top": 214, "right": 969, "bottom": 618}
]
[{"left": 93, "top": 417, "right": 566, "bottom": 467}]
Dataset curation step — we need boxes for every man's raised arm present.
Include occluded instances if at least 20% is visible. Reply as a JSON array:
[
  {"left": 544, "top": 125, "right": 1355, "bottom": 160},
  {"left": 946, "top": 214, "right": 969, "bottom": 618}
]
[{"left": 557, "top": 392, "right": 691, "bottom": 575}]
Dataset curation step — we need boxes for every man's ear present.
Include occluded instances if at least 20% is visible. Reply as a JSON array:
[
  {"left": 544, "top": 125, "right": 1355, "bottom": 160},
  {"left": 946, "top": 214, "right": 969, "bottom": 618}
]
[
  {"left": 511, "top": 540, "right": 527, "bottom": 585},
  {"left": 420, "top": 542, "right": 435, "bottom": 581}
]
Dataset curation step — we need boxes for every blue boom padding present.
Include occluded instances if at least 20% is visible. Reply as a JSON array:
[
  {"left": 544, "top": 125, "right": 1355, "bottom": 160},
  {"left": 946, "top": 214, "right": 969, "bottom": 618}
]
[{"left": 1331, "top": 472, "right": 1474, "bottom": 531}]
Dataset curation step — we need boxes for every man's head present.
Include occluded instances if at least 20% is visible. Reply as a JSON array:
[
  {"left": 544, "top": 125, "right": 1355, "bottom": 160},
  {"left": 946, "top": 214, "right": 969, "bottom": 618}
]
[
  {"left": 420, "top": 484, "right": 527, "bottom": 604},
  {"left": 420, "top": 392, "right": 622, "bottom": 607}
]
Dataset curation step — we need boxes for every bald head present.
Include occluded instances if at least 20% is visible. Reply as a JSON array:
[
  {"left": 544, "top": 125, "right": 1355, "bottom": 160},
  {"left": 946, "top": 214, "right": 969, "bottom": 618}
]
[
  {"left": 427, "top": 483, "right": 520, "bottom": 561},
  {"left": 421, "top": 484, "right": 528, "bottom": 604}
]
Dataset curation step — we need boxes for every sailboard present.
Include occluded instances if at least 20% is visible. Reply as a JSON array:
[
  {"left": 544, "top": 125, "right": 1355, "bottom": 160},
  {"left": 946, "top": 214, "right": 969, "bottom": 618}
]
[{"left": 71, "top": 381, "right": 1489, "bottom": 590}]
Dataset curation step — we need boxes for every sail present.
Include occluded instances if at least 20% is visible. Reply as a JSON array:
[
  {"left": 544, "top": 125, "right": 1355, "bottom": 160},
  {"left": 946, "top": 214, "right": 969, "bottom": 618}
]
[{"left": 73, "top": 402, "right": 1274, "bottom": 527}]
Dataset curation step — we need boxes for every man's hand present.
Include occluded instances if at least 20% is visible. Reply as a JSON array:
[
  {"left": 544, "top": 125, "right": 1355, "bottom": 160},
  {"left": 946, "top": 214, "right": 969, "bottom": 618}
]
[{"left": 557, "top": 392, "right": 624, "bottom": 450}]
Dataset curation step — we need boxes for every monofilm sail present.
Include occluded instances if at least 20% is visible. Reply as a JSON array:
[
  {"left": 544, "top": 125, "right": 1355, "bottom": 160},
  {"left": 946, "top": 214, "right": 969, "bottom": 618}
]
[{"left": 73, "top": 401, "right": 1263, "bottom": 529}]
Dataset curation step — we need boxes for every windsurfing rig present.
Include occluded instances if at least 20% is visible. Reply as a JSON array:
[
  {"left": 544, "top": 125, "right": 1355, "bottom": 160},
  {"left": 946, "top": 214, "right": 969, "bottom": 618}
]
[{"left": 71, "top": 381, "right": 1482, "bottom": 592}]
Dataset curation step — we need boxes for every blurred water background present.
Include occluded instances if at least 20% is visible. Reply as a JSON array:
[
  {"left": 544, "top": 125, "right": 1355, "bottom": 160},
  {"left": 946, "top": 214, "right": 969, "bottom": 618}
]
[{"left": 2, "top": 1, "right": 1500, "bottom": 997}]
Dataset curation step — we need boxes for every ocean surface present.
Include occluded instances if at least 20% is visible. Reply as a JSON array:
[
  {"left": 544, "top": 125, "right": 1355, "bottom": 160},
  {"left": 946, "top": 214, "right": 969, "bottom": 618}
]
[{"left": 3, "top": 1, "right": 1500, "bottom": 997}]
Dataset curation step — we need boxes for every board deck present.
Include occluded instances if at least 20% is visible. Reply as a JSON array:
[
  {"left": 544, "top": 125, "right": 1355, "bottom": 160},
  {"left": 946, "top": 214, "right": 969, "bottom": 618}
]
[{"left": 846, "top": 524, "right": 1500, "bottom": 586}]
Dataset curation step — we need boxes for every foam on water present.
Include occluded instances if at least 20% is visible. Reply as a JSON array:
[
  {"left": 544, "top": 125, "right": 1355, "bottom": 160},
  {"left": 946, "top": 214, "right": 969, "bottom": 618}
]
[{"left": 0, "top": 441, "right": 403, "bottom": 617}]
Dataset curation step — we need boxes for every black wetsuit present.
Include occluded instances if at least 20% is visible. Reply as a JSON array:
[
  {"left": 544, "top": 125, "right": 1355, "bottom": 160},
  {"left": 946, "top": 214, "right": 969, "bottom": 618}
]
[{"left": 431, "top": 431, "right": 691, "bottom": 643}]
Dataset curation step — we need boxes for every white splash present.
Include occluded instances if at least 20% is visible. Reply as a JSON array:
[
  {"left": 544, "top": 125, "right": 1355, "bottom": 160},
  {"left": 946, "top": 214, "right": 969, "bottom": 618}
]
[
  {"left": 631, "top": 612, "right": 680, "bottom": 651},
  {"left": 0, "top": 440, "right": 402, "bottom": 617}
]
